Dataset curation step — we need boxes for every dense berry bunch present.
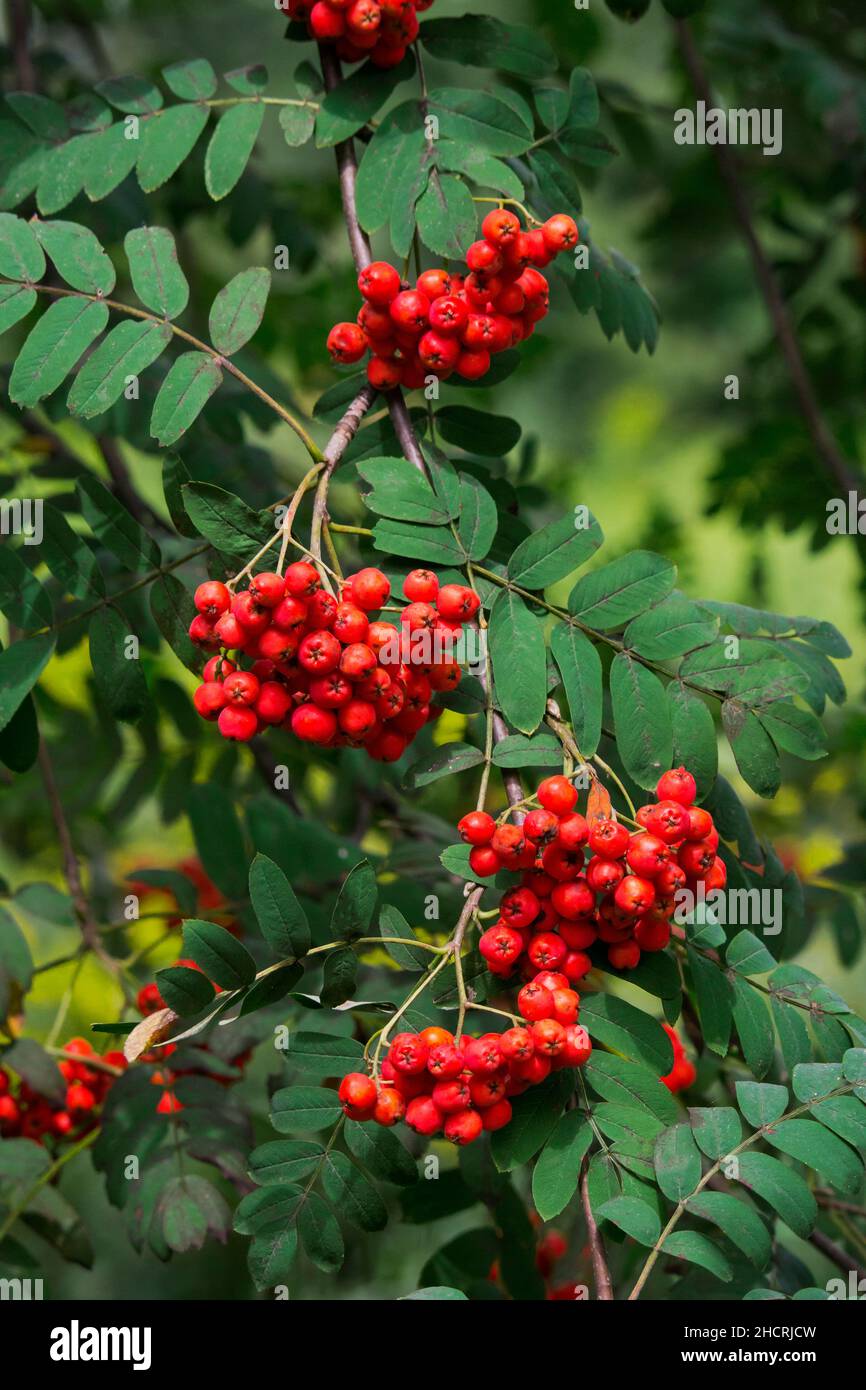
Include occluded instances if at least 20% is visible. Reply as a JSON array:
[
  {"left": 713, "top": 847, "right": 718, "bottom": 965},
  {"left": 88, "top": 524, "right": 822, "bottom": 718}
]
[
  {"left": 660, "top": 1022, "right": 696, "bottom": 1094},
  {"left": 327, "top": 209, "right": 579, "bottom": 391},
  {"left": 285, "top": 0, "right": 434, "bottom": 69},
  {"left": 338, "top": 1018, "right": 591, "bottom": 1147},
  {"left": 0, "top": 1038, "right": 126, "bottom": 1145},
  {"left": 190, "top": 564, "right": 478, "bottom": 761},
  {"left": 460, "top": 767, "right": 722, "bottom": 977}
]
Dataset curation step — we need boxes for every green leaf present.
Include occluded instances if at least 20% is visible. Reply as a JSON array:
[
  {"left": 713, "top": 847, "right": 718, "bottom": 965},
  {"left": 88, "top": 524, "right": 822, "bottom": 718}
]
[
  {"left": 488, "top": 590, "right": 546, "bottom": 734},
  {"left": 248, "top": 1139, "right": 323, "bottom": 1187},
  {"left": 662, "top": 1230, "right": 732, "bottom": 1281},
  {"left": 610, "top": 653, "right": 672, "bottom": 790},
  {"left": 137, "top": 104, "right": 209, "bottom": 192},
  {"left": 95, "top": 76, "right": 163, "bottom": 114},
  {"left": 320, "top": 947, "right": 358, "bottom": 1008},
  {"left": 205, "top": 102, "right": 265, "bottom": 200},
  {"left": 124, "top": 226, "right": 189, "bottom": 319},
  {"left": 508, "top": 510, "right": 603, "bottom": 589},
  {"left": 559, "top": 126, "right": 618, "bottom": 167},
  {"left": 491, "top": 733, "right": 562, "bottom": 768},
  {"left": 82, "top": 121, "right": 140, "bottom": 201},
  {"left": 550, "top": 623, "right": 603, "bottom": 757},
  {"left": 0, "top": 283, "right": 36, "bottom": 334},
  {"left": 438, "top": 141, "right": 524, "bottom": 201},
  {"left": 0, "top": 545, "right": 52, "bottom": 629},
  {"left": 584, "top": 1051, "right": 679, "bottom": 1125},
  {"left": 626, "top": 599, "right": 719, "bottom": 660},
  {"left": 331, "top": 859, "right": 377, "bottom": 941},
  {"left": 248, "top": 1226, "right": 298, "bottom": 1290},
  {"left": 316, "top": 56, "right": 412, "bottom": 147},
  {"left": 654, "top": 1124, "right": 702, "bottom": 1201},
  {"left": 435, "top": 406, "right": 521, "bottom": 458},
  {"left": 0, "top": 692, "right": 38, "bottom": 774},
  {"left": 371, "top": 518, "right": 465, "bottom": 566},
  {"left": 240, "top": 962, "right": 302, "bottom": 1015},
  {"left": 686, "top": 1192, "right": 770, "bottom": 1268},
  {"left": 416, "top": 174, "right": 477, "bottom": 260},
  {"left": 234, "top": 1184, "right": 303, "bottom": 1236},
  {"left": 727, "top": 931, "right": 776, "bottom": 976},
  {"left": 680, "top": 640, "right": 808, "bottom": 702},
  {"left": 162, "top": 58, "right": 218, "bottom": 100},
  {"left": 9, "top": 296, "right": 109, "bottom": 406},
  {"left": 735, "top": 1152, "right": 817, "bottom": 1238},
  {"left": 490, "top": 1073, "right": 570, "bottom": 1171},
  {"left": 429, "top": 88, "right": 533, "bottom": 156},
  {"left": 345, "top": 1119, "right": 418, "bottom": 1185},
  {"left": 668, "top": 682, "right": 718, "bottom": 800},
  {"left": 181, "top": 919, "right": 256, "bottom": 989},
  {"left": 689, "top": 1106, "right": 741, "bottom": 1160},
  {"left": 3, "top": 1038, "right": 65, "bottom": 1105},
  {"left": 405, "top": 742, "right": 485, "bottom": 788},
  {"left": 0, "top": 635, "right": 54, "bottom": 733},
  {"left": 187, "top": 781, "right": 249, "bottom": 902},
  {"left": 378, "top": 904, "right": 430, "bottom": 973},
  {"left": 760, "top": 702, "right": 828, "bottom": 761},
  {"left": 33, "top": 219, "right": 115, "bottom": 294},
  {"left": 581, "top": 994, "right": 674, "bottom": 1073},
  {"left": 735, "top": 1081, "right": 789, "bottom": 1128},
  {"left": 531, "top": 1111, "right": 593, "bottom": 1220},
  {"left": 567, "top": 67, "right": 601, "bottom": 126},
  {"left": 765, "top": 1118, "right": 862, "bottom": 1195},
  {"left": 155, "top": 963, "right": 214, "bottom": 1016},
  {"left": 0, "top": 211, "right": 45, "bottom": 280},
  {"left": 530, "top": 148, "right": 582, "bottom": 216},
  {"left": 687, "top": 947, "right": 733, "bottom": 1057},
  {"left": 151, "top": 352, "right": 222, "bottom": 445},
  {"left": 722, "top": 702, "right": 781, "bottom": 799},
  {"left": 597, "top": 1195, "right": 660, "bottom": 1245},
  {"left": 88, "top": 608, "right": 148, "bottom": 722},
  {"left": 812, "top": 1096, "right": 866, "bottom": 1148},
  {"left": 568, "top": 551, "right": 676, "bottom": 630},
  {"left": 791, "top": 1063, "right": 843, "bottom": 1104},
  {"left": 77, "top": 475, "right": 161, "bottom": 572},
  {"left": 285, "top": 1033, "right": 365, "bottom": 1080},
  {"left": 357, "top": 455, "right": 452, "bottom": 524},
  {"left": 356, "top": 103, "right": 426, "bottom": 234},
  {"left": 298, "top": 1192, "right": 344, "bottom": 1274},
  {"left": 208, "top": 266, "right": 270, "bottom": 355},
  {"left": 67, "top": 318, "right": 172, "bottom": 418},
  {"left": 420, "top": 16, "right": 556, "bottom": 77},
  {"left": 224, "top": 65, "right": 268, "bottom": 97},
  {"left": 322, "top": 1151, "right": 387, "bottom": 1232},
  {"left": 249, "top": 853, "right": 311, "bottom": 959},
  {"left": 457, "top": 473, "right": 498, "bottom": 560},
  {"left": 731, "top": 976, "right": 774, "bottom": 1078},
  {"left": 150, "top": 573, "right": 198, "bottom": 672},
  {"left": 270, "top": 1085, "right": 343, "bottom": 1134},
  {"left": 182, "top": 482, "right": 273, "bottom": 558}
]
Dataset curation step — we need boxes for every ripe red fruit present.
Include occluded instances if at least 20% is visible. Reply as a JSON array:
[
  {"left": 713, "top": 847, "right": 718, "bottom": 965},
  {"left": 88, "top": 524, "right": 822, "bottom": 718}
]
[
  {"left": 586, "top": 856, "right": 624, "bottom": 893},
  {"left": 537, "top": 775, "right": 577, "bottom": 815},
  {"left": 350, "top": 567, "right": 390, "bottom": 611},
  {"left": 256, "top": 682, "right": 292, "bottom": 725},
  {"left": 284, "top": 560, "right": 321, "bottom": 598},
  {"left": 298, "top": 630, "right": 342, "bottom": 674},
  {"left": 188, "top": 614, "right": 219, "bottom": 650},
  {"left": 332, "top": 602, "right": 369, "bottom": 645},
  {"left": 463, "top": 1037, "right": 503, "bottom": 1075},
  {"left": 367, "top": 356, "right": 401, "bottom": 390},
  {"left": 551, "top": 987, "right": 580, "bottom": 1024},
  {"left": 482, "top": 208, "right": 521, "bottom": 246},
  {"left": 491, "top": 823, "right": 527, "bottom": 868},
  {"left": 431, "top": 1079, "right": 471, "bottom": 1113},
  {"left": 551, "top": 879, "right": 594, "bottom": 920},
  {"left": 656, "top": 767, "right": 697, "bottom": 806},
  {"left": 562, "top": 1024, "right": 592, "bottom": 1067},
  {"left": 634, "top": 917, "right": 671, "bottom": 952},
  {"left": 479, "top": 924, "right": 523, "bottom": 967},
  {"left": 66, "top": 1082, "right": 97, "bottom": 1113},
  {"left": 524, "top": 808, "right": 560, "bottom": 845},
  {"left": 456, "top": 348, "right": 491, "bottom": 380},
  {"left": 339, "top": 1072, "right": 377, "bottom": 1114},
  {"left": 436, "top": 584, "right": 480, "bottom": 621},
  {"left": 347, "top": 0, "right": 381, "bottom": 37},
  {"left": 608, "top": 940, "right": 641, "bottom": 971},
  {"left": 542, "top": 214, "right": 579, "bottom": 253},
  {"left": 389, "top": 289, "right": 430, "bottom": 332},
  {"left": 469, "top": 846, "right": 501, "bottom": 878},
  {"left": 193, "top": 682, "right": 226, "bottom": 720},
  {"left": 563, "top": 950, "right": 592, "bottom": 984},
  {"left": 644, "top": 799, "right": 692, "bottom": 844},
  {"left": 405, "top": 1096, "right": 443, "bottom": 1136},
  {"left": 528, "top": 932, "right": 567, "bottom": 971},
  {"left": 291, "top": 703, "right": 337, "bottom": 745},
  {"left": 685, "top": 806, "right": 714, "bottom": 840},
  {"left": 614, "top": 875, "right": 656, "bottom": 916},
  {"left": 403, "top": 568, "right": 439, "bottom": 602},
  {"left": 418, "top": 329, "right": 461, "bottom": 372},
  {"left": 373, "top": 1088, "right": 405, "bottom": 1126},
  {"left": 358, "top": 260, "right": 401, "bottom": 306},
  {"left": 309, "top": 0, "right": 346, "bottom": 38},
  {"left": 416, "top": 268, "right": 452, "bottom": 300},
  {"left": 339, "top": 642, "right": 377, "bottom": 680},
  {"left": 500, "top": 886, "right": 540, "bottom": 929},
  {"left": 444, "top": 1109, "right": 483, "bottom": 1145},
  {"left": 531, "top": 1018, "right": 567, "bottom": 1057},
  {"left": 327, "top": 321, "right": 367, "bottom": 363},
  {"left": 588, "top": 817, "right": 631, "bottom": 859},
  {"left": 500, "top": 1026, "right": 534, "bottom": 1062},
  {"left": 679, "top": 839, "right": 717, "bottom": 877},
  {"left": 627, "top": 833, "right": 672, "bottom": 877},
  {"left": 194, "top": 580, "right": 231, "bottom": 619},
  {"left": 469, "top": 1074, "right": 506, "bottom": 1108},
  {"left": 338, "top": 698, "right": 378, "bottom": 740},
  {"left": 427, "top": 1044, "right": 463, "bottom": 1079},
  {"left": 429, "top": 295, "right": 469, "bottom": 336},
  {"left": 518, "top": 981, "right": 554, "bottom": 1022},
  {"left": 218, "top": 706, "right": 257, "bottom": 741},
  {"left": 388, "top": 1033, "right": 428, "bottom": 1075},
  {"left": 481, "top": 1098, "right": 513, "bottom": 1131}
]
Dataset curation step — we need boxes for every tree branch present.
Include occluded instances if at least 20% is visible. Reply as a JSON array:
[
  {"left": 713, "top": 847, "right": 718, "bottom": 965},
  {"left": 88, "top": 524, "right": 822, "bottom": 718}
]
[
  {"left": 581, "top": 1161, "right": 614, "bottom": 1300},
  {"left": 676, "top": 19, "right": 861, "bottom": 501}
]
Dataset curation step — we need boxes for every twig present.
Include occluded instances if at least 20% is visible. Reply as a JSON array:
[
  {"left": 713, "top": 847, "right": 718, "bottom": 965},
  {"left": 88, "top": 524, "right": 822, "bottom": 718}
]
[
  {"left": 676, "top": 20, "right": 861, "bottom": 502},
  {"left": 5, "top": 0, "right": 35, "bottom": 91},
  {"left": 580, "top": 1160, "right": 614, "bottom": 1300},
  {"left": 310, "top": 383, "right": 377, "bottom": 583}
]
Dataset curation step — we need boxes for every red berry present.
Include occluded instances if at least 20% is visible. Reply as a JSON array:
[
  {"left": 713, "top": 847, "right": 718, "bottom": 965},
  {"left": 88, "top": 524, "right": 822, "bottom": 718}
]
[
  {"left": 248, "top": 572, "right": 285, "bottom": 608},
  {"left": 479, "top": 924, "right": 523, "bottom": 967},
  {"left": 608, "top": 940, "right": 641, "bottom": 971},
  {"left": 194, "top": 580, "right": 231, "bottom": 619},
  {"left": 469, "top": 846, "right": 502, "bottom": 878},
  {"left": 500, "top": 1026, "right": 534, "bottom": 1062},
  {"left": 643, "top": 799, "right": 692, "bottom": 844},
  {"left": 255, "top": 682, "right": 292, "bottom": 725},
  {"left": 537, "top": 776, "right": 577, "bottom": 816},
  {"left": 518, "top": 981, "right": 554, "bottom": 1022},
  {"left": 427, "top": 1044, "right": 463, "bottom": 1080},
  {"left": 627, "top": 833, "right": 672, "bottom": 878},
  {"left": 656, "top": 767, "right": 697, "bottom": 806},
  {"left": 542, "top": 214, "right": 579, "bottom": 254},
  {"left": 431, "top": 1078, "right": 471, "bottom": 1113},
  {"left": 339, "top": 1072, "right": 377, "bottom": 1114},
  {"left": 373, "top": 1087, "right": 405, "bottom": 1126},
  {"left": 444, "top": 1109, "right": 483, "bottom": 1145},
  {"left": 588, "top": 817, "right": 630, "bottom": 859},
  {"left": 523, "top": 808, "right": 559, "bottom": 846},
  {"left": 481, "top": 1098, "right": 512, "bottom": 1131},
  {"left": 328, "top": 321, "right": 367, "bottom": 364},
  {"left": 456, "top": 349, "right": 490, "bottom": 380},
  {"left": 299, "top": 630, "right": 342, "bottom": 674},
  {"left": 350, "top": 567, "right": 390, "bottom": 611},
  {"left": 193, "top": 681, "right": 226, "bottom": 720},
  {"left": 388, "top": 1032, "right": 428, "bottom": 1076},
  {"left": 358, "top": 260, "right": 401, "bottom": 306},
  {"left": 405, "top": 1095, "right": 443, "bottom": 1136},
  {"left": 482, "top": 208, "right": 521, "bottom": 247},
  {"left": 218, "top": 705, "right": 257, "bottom": 741},
  {"left": 528, "top": 932, "right": 567, "bottom": 971},
  {"left": 614, "top": 875, "right": 656, "bottom": 916},
  {"left": 416, "top": 268, "right": 452, "bottom": 300},
  {"left": 389, "top": 289, "right": 430, "bottom": 332},
  {"left": 403, "top": 568, "right": 439, "bottom": 602},
  {"left": 562, "top": 1024, "right": 592, "bottom": 1067},
  {"left": 367, "top": 356, "right": 401, "bottom": 390},
  {"left": 684, "top": 806, "right": 714, "bottom": 840},
  {"left": 291, "top": 703, "right": 337, "bottom": 745}
]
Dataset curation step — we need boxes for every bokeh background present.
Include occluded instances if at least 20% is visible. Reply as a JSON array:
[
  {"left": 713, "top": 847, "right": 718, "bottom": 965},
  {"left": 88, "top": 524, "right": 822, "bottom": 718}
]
[{"left": 1, "top": 0, "right": 864, "bottom": 1297}]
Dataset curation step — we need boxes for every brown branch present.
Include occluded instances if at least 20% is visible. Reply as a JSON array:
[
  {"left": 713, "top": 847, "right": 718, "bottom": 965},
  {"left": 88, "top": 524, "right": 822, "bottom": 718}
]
[
  {"left": 580, "top": 1160, "right": 614, "bottom": 1299},
  {"left": 37, "top": 738, "right": 133, "bottom": 1005},
  {"left": 808, "top": 1227, "right": 866, "bottom": 1282},
  {"left": 97, "top": 434, "right": 163, "bottom": 530},
  {"left": 5, "top": 0, "right": 36, "bottom": 92},
  {"left": 676, "top": 20, "right": 861, "bottom": 501}
]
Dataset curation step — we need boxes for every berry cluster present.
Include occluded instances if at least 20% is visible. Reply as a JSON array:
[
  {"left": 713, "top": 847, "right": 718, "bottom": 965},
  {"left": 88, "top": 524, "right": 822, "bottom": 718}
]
[
  {"left": 0, "top": 1038, "right": 126, "bottom": 1145},
  {"left": 338, "top": 1018, "right": 591, "bottom": 1147},
  {"left": 136, "top": 961, "right": 252, "bottom": 1115},
  {"left": 660, "top": 1022, "right": 696, "bottom": 1094},
  {"left": 460, "top": 767, "right": 723, "bottom": 977},
  {"left": 286, "top": 0, "right": 434, "bottom": 69},
  {"left": 327, "top": 209, "right": 579, "bottom": 391},
  {"left": 190, "top": 564, "right": 478, "bottom": 761}
]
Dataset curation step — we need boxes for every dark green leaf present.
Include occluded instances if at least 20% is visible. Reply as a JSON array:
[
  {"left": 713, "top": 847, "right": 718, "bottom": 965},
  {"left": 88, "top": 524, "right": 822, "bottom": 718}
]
[
  {"left": 124, "top": 226, "right": 189, "bottom": 319},
  {"left": 181, "top": 919, "right": 256, "bottom": 989},
  {"left": 249, "top": 853, "right": 311, "bottom": 959},
  {"left": 205, "top": 103, "right": 265, "bottom": 200},
  {"left": 609, "top": 653, "right": 672, "bottom": 790},
  {"left": 9, "top": 297, "right": 109, "bottom": 407},
  {"left": 488, "top": 589, "right": 546, "bottom": 734},
  {"left": 508, "top": 510, "right": 603, "bottom": 589},
  {"left": 531, "top": 1111, "right": 593, "bottom": 1220},
  {"left": 208, "top": 266, "right": 270, "bottom": 355},
  {"left": 67, "top": 319, "right": 172, "bottom": 418}
]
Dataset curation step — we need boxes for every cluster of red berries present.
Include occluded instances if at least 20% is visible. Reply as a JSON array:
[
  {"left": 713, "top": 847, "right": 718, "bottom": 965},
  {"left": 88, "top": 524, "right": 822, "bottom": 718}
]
[
  {"left": 136, "top": 961, "right": 252, "bottom": 1115},
  {"left": 338, "top": 1018, "right": 592, "bottom": 1147},
  {"left": 0, "top": 1038, "right": 126, "bottom": 1145},
  {"left": 460, "top": 767, "right": 723, "bottom": 977},
  {"left": 189, "top": 564, "right": 478, "bottom": 761},
  {"left": 660, "top": 1022, "right": 696, "bottom": 1094},
  {"left": 285, "top": 0, "right": 434, "bottom": 69},
  {"left": 327, "top": 208, "right": 580, "bottom": 391}
]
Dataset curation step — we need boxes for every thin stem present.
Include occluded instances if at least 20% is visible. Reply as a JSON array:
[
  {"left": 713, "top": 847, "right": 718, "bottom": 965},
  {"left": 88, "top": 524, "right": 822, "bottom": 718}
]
[
  {"left": 581, "top": 1160, "right": 615, "bottom": 1300},
  {"left": 0, "top": 1127, "right": 99, "bottom": 1247}
]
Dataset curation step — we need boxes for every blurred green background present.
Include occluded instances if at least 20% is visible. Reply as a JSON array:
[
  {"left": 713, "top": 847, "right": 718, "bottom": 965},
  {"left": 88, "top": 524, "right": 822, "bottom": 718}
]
[{"left": 1, "top": 0, "right": 864, "bottom": 1298}]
